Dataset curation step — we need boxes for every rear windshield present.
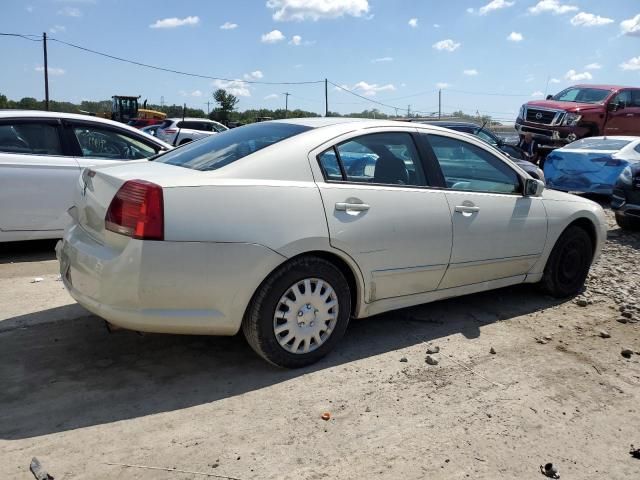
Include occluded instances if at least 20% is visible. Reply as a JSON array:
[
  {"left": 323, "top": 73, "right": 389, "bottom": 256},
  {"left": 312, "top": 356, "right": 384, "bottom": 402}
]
[
  {"left": 552, "top": 87, "right": 611, "bottom": 104},
  {"left": 155, "top": 122, "right": 312, "bottom": 171},
  {"left": 567, "top": 138, "right": 631, "bottom": 151}
]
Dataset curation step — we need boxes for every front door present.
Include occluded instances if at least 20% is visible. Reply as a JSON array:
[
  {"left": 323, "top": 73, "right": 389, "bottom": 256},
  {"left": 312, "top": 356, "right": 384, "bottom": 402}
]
[
  {"left": 312, "top": 130, "right": 453, "bottom": 302},
  {"left": 0, "top": 119, "right": 80, "bottom": 232},
  {"left": 423, "top": 133, "right": 547, "bottom": 289}
]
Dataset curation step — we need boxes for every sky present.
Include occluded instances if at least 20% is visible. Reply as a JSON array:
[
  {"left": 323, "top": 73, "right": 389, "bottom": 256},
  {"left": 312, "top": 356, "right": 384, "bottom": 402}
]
[{"left": 1, "top": 0, "right": 639, "bottom": 121}]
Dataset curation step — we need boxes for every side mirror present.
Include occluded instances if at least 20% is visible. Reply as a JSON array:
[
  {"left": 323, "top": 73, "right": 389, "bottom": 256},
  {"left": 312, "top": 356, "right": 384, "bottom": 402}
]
[
  {"left": 524, "top": 178, "right": 545, "bottom": 197},
  {"left": 546, "top": 95, "right": 553, "bottom": 100}
]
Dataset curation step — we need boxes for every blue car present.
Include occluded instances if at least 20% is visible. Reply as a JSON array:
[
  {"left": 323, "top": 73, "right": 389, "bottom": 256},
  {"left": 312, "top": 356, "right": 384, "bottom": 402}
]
[{"left": 544, "top": 136, "right": 640, "bottom": 195}]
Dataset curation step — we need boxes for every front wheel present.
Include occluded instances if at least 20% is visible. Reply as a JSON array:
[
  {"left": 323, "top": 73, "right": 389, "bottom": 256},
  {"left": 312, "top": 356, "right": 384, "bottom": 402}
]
[
  {"left": 243, "top": 256, "right": 351, "bottom": 368},
  {"left": 540, "top": 226, "right": 593, "bottom": 298}
]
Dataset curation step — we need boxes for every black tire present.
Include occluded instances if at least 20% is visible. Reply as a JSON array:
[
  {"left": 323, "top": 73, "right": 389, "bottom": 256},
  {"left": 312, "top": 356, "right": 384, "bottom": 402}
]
[
  {"left": 242, "top": 256, "right": 351, "bottom": 368},
  {"left": 179, "top": 138, "right": 192, "bottom": 145},
  {"left": 541, "top": 225, "right": 593, "bottom": 298},
  {"left": 615, "top": 212, "right": 640, "bottom": 231}
]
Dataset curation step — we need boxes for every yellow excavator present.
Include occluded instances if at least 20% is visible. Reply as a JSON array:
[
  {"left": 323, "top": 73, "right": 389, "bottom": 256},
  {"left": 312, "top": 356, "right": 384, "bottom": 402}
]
[{"left": 81, "top": 96, "right": 166, "bottom": 125}]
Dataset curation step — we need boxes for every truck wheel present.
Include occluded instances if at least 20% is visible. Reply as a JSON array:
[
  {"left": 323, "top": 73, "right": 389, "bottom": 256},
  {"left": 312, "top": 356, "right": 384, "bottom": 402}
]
[
  {"left": 540, "top": 225, "right": 593, "bottom": 298},
  {"left": 243, "top": 256, "right": 351, "bottom": 368}
]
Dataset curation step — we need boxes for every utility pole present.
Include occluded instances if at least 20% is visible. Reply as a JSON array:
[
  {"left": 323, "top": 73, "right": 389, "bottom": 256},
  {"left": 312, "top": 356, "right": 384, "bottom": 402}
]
[
  {"left": 205, "top": 100, "right": 211, "bottom": 115},
  {"left": 283, "top": 92, "right": 290, "bottom": 118},
  {"left": 438, "top": 89, "right": 442, "bottom": 119},
  {"left": 324, "top": 78, "right": 328, "bottom": 117},
  {"left": 160, "top": 96, "right": 165, "bottom": 107},
  {"left": 407, "top": 105, "right": 410, "bottom": 117},
  {"left": 42, "top": 32, "right": 49, "bottom": 110}
]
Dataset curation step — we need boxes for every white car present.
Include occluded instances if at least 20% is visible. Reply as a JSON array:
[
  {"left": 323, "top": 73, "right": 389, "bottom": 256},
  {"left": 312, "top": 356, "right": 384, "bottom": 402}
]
[
  {"left": 155, "top": 118, "right": 228, "bottom": 146},
  {"left": 0, "top": 110, "right": 172, "bottom": 242},
  {"left": 57, "top": 118, "right": 606, "bottom": 367}
]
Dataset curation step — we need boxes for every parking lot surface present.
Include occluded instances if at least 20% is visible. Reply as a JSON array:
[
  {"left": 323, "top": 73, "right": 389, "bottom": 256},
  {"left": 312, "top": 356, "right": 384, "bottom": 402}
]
[{"left": 1, "top": 211, "right": 639, "bottom": 480}]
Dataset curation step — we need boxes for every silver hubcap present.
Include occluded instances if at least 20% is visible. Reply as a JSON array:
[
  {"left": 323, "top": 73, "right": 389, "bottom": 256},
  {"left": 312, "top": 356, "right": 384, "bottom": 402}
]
[{"left": 273, "top": 278, "right": 339, "bottom": 354}]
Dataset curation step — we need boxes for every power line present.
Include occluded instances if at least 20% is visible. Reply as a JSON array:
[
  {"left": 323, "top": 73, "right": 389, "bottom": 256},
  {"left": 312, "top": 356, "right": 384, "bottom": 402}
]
[
  {"left": 447, "top": 88, "right": 531, "bottom": 97},
  {"left": 0, "top": 32, "right": 42, "bottom": 42}
]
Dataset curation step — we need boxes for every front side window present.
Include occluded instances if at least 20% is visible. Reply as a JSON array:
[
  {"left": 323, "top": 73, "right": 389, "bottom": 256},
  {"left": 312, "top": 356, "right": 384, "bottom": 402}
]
[
  {"left": 72, "top": 126, "right": 157, "bottom": 159},
  {"left": 0, "top": 122, "right": 62, "bottom": 155},
  {"left": 427, "top": 134, "right": 520, "bottom": 194},
  {"left": 553, "top": 87, "right": 611, "bottom": 104},
  {"left": 321, "top": 132, "right": 426, "bottom": 186}
]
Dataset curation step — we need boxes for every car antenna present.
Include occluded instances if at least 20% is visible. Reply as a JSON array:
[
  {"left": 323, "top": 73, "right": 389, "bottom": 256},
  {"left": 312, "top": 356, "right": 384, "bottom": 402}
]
[{"left": 173, "top": 103, "right": 186, "bottom": 147}]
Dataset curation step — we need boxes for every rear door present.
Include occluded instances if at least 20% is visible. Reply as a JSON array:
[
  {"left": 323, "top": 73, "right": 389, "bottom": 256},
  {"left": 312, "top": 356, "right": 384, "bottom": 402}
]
[
  {"left": 421, "top": 132, "right": 547, "bottom": 289},
  {"left": 311, "top": 129, "right": 453, "bottom": 302},
  {"left": 0, "top": 118, "right": 81, "bottom": 232}
]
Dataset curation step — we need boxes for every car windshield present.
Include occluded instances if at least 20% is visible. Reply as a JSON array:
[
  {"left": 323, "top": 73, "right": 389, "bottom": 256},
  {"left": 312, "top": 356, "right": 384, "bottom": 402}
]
[
  {"left": 567, "top": 138, "right": 631, "bottom": 151},
  {"left": 155, "top": 122, "right": 312, "bottom": 171},
  {"left": 552, "top": 87, "right": 611, "bottom": 104}
]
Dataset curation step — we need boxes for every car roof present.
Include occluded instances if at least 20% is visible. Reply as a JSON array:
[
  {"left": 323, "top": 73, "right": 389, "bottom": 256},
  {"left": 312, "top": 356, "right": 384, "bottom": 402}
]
[
  {"left": 168, "top": 117, "right": 218, "bottom": 122},
  {"left": 572, "top": 84, "right": 636, "bottom": 91},
  {"left": 269, "top": 117, "right": 419, "bottom": 129},
  {"left": 411, "top": 120, "right": 480, "bottom": 128},
  {"left": 0, "top": 109, "right": 172, "bottom": 147},
  {"left": 577, "top": 135, "right": 640, "bottom": 142}
]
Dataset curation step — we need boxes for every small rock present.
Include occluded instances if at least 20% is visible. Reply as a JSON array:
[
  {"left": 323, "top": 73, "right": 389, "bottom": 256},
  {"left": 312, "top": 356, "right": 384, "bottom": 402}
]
[
  {"left": 425, "top": 355, "right": 439, "bottom": 366},
  {"left": 543, "top": 335, "right": 553, "bottom": 341},
  {"left": 31, "top": 277, "right": 44, "bottom": 283},
  {"left": 365, "top": 406, "right": 371, "bottom": 413},
  {"left": 486, "top": 413, "right": 492, "bottom": 418},
  {"left": 622, "top": 311, "right": 633, "bottom": 319},
  {"left": 426, "top": 346, "right": 440, "bottom": 354},
  {"left": 576, "top": 299, "right": 588, "bottom": 307},
  {"left": 598, "top": 330, "right": 611, "bottom": 339},
  {"left": 399, "top": 357, "right": 408, "bottom": 363},
  {"left": 321, "top": 412, "right": 331, "bottom": 421},
  {"left": 617, "top": 318, "right": 629, "bottom": 324},
  {"left": 489, "top": 347, "right": 496, "bottom": 354},
  {"left": 621, "top": 349, "right": 633, "bottom": 359}
]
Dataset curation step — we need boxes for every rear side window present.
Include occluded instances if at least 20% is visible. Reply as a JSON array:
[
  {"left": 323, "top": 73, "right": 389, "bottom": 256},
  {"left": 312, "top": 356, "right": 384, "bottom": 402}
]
[
  {"left": 156, "top": 122, "right": 311, "bottom": 171},
  {"left": 0, "top": 122, "right": 62, "bottom": 155},
  {"left": 160, "top": 120, "right": 174, "bottom": 129},
  {"left": 72, "top": 125, "right": 158, "bottom": 159},
  {"left": 318, "top": 132, "right": 427, "bottom": 187}
]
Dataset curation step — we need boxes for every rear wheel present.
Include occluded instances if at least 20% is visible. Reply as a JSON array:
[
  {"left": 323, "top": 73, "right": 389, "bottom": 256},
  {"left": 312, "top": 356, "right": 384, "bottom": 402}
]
[
  {"left": 615, "top": 212, "right": 640, "bottom": 231},
  {"left": 243, "top": 256, "right": 351, "bottom": 368},
  {"left": 541, "top": 226, "right": 593, "bottom": 298}
]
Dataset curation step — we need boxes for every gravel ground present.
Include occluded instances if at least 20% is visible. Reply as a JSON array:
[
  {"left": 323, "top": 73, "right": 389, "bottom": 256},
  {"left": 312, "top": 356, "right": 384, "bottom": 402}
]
[{"left": 0, "top": 207, "right": 639, "bottom": 480}]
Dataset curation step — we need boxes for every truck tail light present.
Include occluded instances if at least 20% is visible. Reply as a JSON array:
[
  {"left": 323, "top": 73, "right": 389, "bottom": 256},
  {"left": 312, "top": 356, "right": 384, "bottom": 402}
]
[{"left": 105, "top": 180, "right": 164, "bottom": 240}]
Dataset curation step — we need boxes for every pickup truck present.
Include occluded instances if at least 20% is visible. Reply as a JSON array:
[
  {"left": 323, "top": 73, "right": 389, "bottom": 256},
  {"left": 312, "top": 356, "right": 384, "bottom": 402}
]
[{"left": 515, "top": 84, "right": 640, "bottom": 149}]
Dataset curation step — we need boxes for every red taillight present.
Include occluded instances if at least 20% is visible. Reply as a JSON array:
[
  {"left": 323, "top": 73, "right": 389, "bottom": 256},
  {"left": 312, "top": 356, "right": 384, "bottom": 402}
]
[
  {"left": 163, "top": 129, "right": 177, "bottom": 134},
  {"left": 105, "top": 180, "right": 164, "bottom": 240}
]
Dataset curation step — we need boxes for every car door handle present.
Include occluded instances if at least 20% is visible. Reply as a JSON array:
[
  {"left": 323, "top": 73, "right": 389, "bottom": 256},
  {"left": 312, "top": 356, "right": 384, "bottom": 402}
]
[
  {"left": 335, "top": 202, "right": 370, "bottom": 212},
  {"left": 626, "top": 113, "right": 634, "bottom": 117},
  {"left": 454, "top": 205, "right": 480, "bottom": 213}
]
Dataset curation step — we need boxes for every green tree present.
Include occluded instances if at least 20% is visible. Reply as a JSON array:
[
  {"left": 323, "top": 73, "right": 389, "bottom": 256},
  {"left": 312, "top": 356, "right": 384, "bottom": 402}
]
[{"left": 210, "top": 89, "right": 239, "bottom": 123}]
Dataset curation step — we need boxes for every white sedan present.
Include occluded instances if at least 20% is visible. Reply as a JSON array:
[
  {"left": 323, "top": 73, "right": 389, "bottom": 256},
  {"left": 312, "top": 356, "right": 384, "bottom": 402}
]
[
  {"left": 0, "top": 111, "right": 171, "bottom": 242},
  {"left": 57, "top": 118, "right": 607, "bottom": 367}
]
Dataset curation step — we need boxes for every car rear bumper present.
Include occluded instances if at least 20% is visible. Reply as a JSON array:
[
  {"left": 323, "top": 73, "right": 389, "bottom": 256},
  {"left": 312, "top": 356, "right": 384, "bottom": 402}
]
[{"left": 56, "top": 223, "right": 285, "bottom": 335}]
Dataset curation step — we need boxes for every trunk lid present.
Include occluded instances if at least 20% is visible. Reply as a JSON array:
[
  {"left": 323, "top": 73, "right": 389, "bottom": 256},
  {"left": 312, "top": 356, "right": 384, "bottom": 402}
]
[{"left": 74, "top": 161, "right": 198, "bottom": 243}]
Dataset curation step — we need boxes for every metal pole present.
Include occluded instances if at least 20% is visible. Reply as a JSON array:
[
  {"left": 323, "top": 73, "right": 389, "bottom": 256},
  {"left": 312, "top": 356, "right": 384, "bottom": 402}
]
[
  {"left": 284, "top": 92, "right": 290, "bottom": 118},
  {"left": 407, "top": 105, "right": 410, "bottom": 117},
  {"left": 43, "top": 32, "right": 49, "bottom": 110},
  {"left": 438, "top": 89, "right": 441, "bottom": 119},
  {"left": 324, "top": 79, "right": 328, "bottom": 117}
]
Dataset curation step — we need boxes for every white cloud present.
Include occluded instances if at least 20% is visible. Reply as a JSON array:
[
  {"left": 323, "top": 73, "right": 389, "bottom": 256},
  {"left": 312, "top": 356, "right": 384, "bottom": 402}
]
[
  {"left": 436, "top": 82, "right": 450, "bottom": 89},
  {"left": 549, "top": 77, "right": 561, "bottom": 83},
  {"left": 150, "top": 16, "right": 199, "bottom": 29},
  {"left": 35, "top": 66, "right": 65, "bottom": 75},
  {"left": 531, "top": 91, "right": 544, "bottom": 97},
  {"left": 463, "top": 69, "right": 478, "bottom": 76},
  {"left": 49, "top": 25, "right": 66, "bottom": 33},
  {"left": 212, "top": 79, "right": 251, "bottom": 97},
  {"left": 243, "top": 70, "right": 264, "bottom": 80},
  {"left": 467, "top": 7, "right": 475, "bottom": 13},
  {"left": 264, "top": 94, "right": 279, "bottom": 100},
  {"left": 179, "top": 89, "right": 203, "bottom": 97},
  {"left": 408, "top": 18, "right": 418, "bottom": 28},
  {"left": 620, "top": 56, "right": 640, "bottom": 71},
  {"left": 570, "top": 12, "right": 614, "bottom": 27},
  {"left": 267, "top": 0, "right": 369, "bottom": 21},
  {"left": 289, "top": 34, "right": 302, "bottom": 45},
  {"left": 432, "top": 39, "right": 461, "bottom": 52},
  {"left": 507, "top": 31, "right": 523, "bottom": 42},
  {"left": 220, "top": 22, "right": 238, "bottom": 30},
  {"left": 584, "top": 63, "right": 602, "bottom": 70},
  {"left": 525, "top": 74, "right": 535, "bottom": 83},
  {"left": 261, "top": 29, "right": 285, "bottom": 43},
  {"left": 58, "top": 6, "right": 81, "bottom": 16},
  {"left": 372, "top": 56, "right": 393, "bottom": 63},
  {"left": 565, "top": 69, "right": 593, "bottom": 81},
  {"left": 346, "top": 81, "right": 396, "bottom": 97},
  {"left": 433, "top": 23, "right": 440, "bottom": 28},
  {"left": 529, "top": 0, "right": 578, "bottom": 15},
  {"left": 479, "top": 0, "right": 514, "bottom": 16},
  {"left": 26, "top": 6, "right": 34, "bottom": 13},
  {"left": 620, "top": 14, "right": 640, "bottom": 37}
]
